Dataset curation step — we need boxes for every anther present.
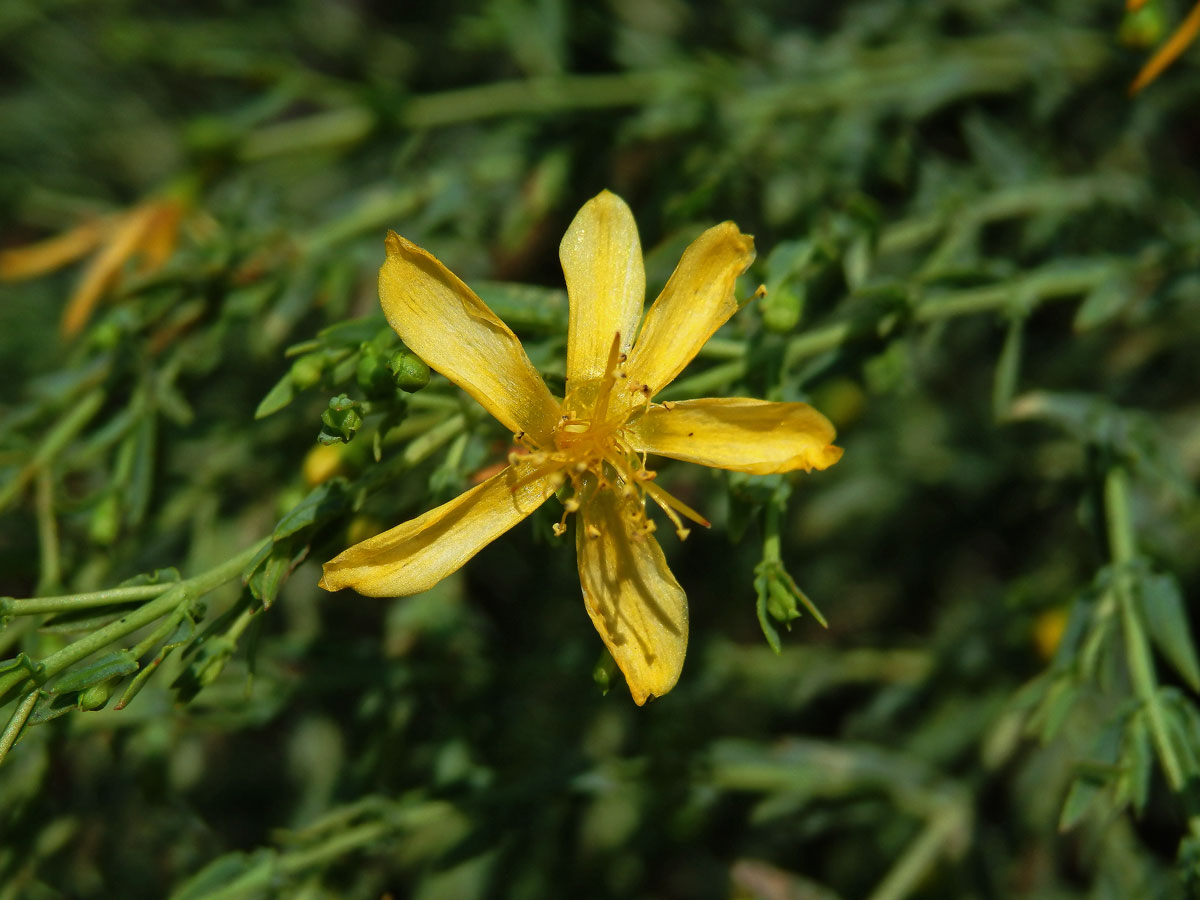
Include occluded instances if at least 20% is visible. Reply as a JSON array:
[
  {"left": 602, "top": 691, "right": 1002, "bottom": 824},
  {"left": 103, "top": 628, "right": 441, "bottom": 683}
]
[
  {"left": 552, "top": 522, "right": 567, "bottom": 537},
  {"left": 585, "top": 524, "right": 601, "bottom": 539}
]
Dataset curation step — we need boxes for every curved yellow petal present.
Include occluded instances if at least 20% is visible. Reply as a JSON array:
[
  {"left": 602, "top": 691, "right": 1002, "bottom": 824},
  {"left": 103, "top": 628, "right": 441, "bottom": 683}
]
[
  {"left": 576, "top": 488, "right": 688, "bottom": 705},
  {"left": 378, "top": 232, "right": 562, "bottom": 444},
  {"left": 1130, "top": 1, "right": 1200, "bottom": 93},
  {"left": 319, "top": 462, "right": 558, "bottom": 596},
  {"left": 0, "top": 218, "right": 108, "bottom": 281},
  {"left": 561, "top": 190, "right": 645, "bottom": 394},
  {"left": 624, "top": 222, "right": 755, "bottom": 397},
  {"left": 628, "top": 398, "right": 843, "bottom": 475},
  {"left": 62, "top": 205, "right": 160, "bottom": 338}
]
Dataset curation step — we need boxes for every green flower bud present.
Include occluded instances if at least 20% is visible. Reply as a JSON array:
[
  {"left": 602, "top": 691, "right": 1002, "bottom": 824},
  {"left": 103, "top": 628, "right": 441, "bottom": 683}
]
[
  {"left": 766, "top": 578, "right": 800, "bottom": 623},
  {"left": 318, "top": 394, "right": 363, "bottom": 445},
  {"left": 356, "top": 348, "right": 396, "bottom": 400},
  {"left": 89, "top": 493, "right": 121, "bottom": 546},
  {"left": 78, "top": 679, "right": 116, "bottom": 711},
  {"left": 761, "top": 285, "right": 804, "bottom": 334},
  {"left": 290, "top": 353, "right": 326, "bottom": 391},
  {"left": 388, "top": 349, "right": 430, "bottom": 393},
  {"left": 1119, "top": 2, "right": 1166, "bottom": 48}
]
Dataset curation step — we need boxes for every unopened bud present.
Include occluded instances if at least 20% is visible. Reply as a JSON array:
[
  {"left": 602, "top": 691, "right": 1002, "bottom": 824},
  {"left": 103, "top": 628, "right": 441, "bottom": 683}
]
[
  {"left": 78, "top": 678, "right": 116, "bottom": 711},
  {"left": 388, "top": 349, "right": 430, "bottom": 393},
  {"left": 318, "top": 394, "right": 362, "bottom": 444},
  {"left": 356, "top": 347, "right": 396, "bottom": 400},
  {"left": 290, "top": 353, "right": 326, "bottom": 390},
  {"left": 761, "top": 285, "right": 804, "bottom": 334}
]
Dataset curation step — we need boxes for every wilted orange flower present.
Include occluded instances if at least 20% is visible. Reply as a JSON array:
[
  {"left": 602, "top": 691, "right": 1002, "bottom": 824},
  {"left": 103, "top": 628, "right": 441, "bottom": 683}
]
[
  {"left": 320, "top": 190, "right": 842, "bottom": 704},
  {"left": 0, "top": 197, "right": 184, "bottom": 337}
]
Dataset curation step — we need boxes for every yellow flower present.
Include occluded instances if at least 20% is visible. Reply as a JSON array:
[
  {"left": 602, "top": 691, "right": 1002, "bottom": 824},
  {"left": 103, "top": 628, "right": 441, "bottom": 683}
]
[
  {"left": 319, "top": 191, "right": 842, "bottom": 704},
  {"left": 0, "top": 197, "right": 184, "bottom": 337}
]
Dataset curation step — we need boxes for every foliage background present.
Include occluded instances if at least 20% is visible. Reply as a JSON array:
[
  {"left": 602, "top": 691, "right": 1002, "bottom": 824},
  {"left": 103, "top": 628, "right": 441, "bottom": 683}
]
[{"left": 2, "top": 1, "right": 1200, "bottom": 897}]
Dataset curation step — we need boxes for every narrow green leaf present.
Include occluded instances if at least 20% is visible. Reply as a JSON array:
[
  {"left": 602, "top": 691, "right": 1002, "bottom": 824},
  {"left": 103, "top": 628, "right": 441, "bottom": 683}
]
[
  {"left": 1137, "top": 570, "right": 1200, "bottom": 693},
  {"left": 992, "top": 314, "right": 1023, "bottom": 419},
  {"left": 51, "top": 650, "right": 138, "bottom": 694},
  {"left": 1073, "top": 279, "right": 1129, "bottom": 331},
  {"left": 254, "top": 371, "right": 295, "bottom": 420},
  {"left": 273, "top": 479, "right": 350, "bottom": 540},
  {"left": 1124, "top": 712, "right": 1153, "bottom": 814},
  {"left": 1059, "top": 775, "right": 1104, "bottom": 832},
  {"left": 167, "top": 849, "right": 276, "bottom": 900}
]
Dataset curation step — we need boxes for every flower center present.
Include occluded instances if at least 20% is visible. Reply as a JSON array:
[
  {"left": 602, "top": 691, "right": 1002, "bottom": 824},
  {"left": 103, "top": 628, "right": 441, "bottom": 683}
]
[{"left": 510, "top": 332, "right": 708, "bottom": 542}]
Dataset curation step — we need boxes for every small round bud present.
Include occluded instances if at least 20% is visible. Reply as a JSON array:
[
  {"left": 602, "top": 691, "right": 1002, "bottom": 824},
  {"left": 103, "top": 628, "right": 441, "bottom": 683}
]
[
  {"left": 355, "top": 349, "right": 395, "bottom": 400},
  {"left": 319, "top": 394, "right": 363, "bottom": 444},
  {"left": 761, "top": 285, "right": 804, "bottom": 334},
  {"left": 388, "top": 349, "right": 430, "bottom": 393},
  {"left": 78, "top": 679, "right": 115, "bottom": 711},
  {"left": 290, "top": 353, "right": 326, "bottom": 390},
  {"left": 89, "top": 494, "right": 121, "bottom": 546},
  {"left": 1119, "top": 3, "right": 1166, "bottom": 48}
]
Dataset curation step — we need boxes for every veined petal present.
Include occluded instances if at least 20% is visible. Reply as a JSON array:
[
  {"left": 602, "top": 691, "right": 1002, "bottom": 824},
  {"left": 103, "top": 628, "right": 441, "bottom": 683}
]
[
  {"left": 576, "top": 488, "right": 688, "bottom": 705},
  {"left": 379, "top": 232, "right": 562, "bottom": 444},
  {"left": 319, "top": 461, "right": 558, "bottom": 596},
  {"left": 628, "top": 398, "right": 843, "bottom": 475},
  {"left": 624, "top": 222, "right": 755, "bottom": 397},
  {"left": 561, "top": 190, "right": 645, "bottom": 392}
]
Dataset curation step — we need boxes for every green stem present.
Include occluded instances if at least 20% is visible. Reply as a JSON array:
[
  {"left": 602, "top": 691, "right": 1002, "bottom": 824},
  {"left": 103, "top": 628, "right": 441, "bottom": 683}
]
[
  {"left": 0, "top": 690, "right": 38, "bottom": 767},
  {"left": 866, "top": 800, "right": 967, "bottom": 900},
  {"left": 3, "top": 583, "right": 172, "bottom": 618},
  {"left": 0, "top": 389, "right": 105, "bottom": 512},
  {"left": 0, "top": 539, "right": 268, "bottom": 704},
  {"left": 1105, "top": 467, "right": 1200, "bottom": 837},
  {"left": 34, "top": 469, "right": 60, "bottom": 595}
]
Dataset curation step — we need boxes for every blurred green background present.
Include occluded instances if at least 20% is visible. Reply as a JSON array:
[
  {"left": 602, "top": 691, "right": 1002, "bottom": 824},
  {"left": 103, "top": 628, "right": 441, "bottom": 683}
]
[{"left": 3, "top": 1, "right": 1200, "bottom": 898}]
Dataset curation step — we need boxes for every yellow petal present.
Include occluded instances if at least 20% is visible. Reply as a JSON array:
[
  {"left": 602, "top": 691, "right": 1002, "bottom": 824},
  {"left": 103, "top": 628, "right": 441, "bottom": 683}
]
[
  {"left": 378, "top": 231, "right": 562, "bottom": 444},
  {"left": 136, "top": 201, "right": 184, "bottom": 272},
  {"left": 319, "top": 461, "right": 557, "bottom": 596},
  {"left": 61, "top": 205, "right": 159, "bottom": 338},
  {"left": 1130, "top": 1, "right": 1200, "bottom": 93},
  {"left": 0, "top": 218, "right": 109, "bottom": 281},
  {"left": 628, "top": 398, "right": 843, "bottom": 475},
  {"left": 576, "top": 488, "right": 688, "bottom": 705},
  {"left": 624, "top": 222, "right": 755, "bottom": 397},
  {"left": 561, "top": 190, "right": 645, "bottom": 394}
]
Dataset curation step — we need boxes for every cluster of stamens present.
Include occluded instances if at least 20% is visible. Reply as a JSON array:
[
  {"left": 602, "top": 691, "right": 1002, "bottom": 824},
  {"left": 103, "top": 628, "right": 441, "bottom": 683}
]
[{"left": 507, "top": 333, "right": 708, "bottom": 543}]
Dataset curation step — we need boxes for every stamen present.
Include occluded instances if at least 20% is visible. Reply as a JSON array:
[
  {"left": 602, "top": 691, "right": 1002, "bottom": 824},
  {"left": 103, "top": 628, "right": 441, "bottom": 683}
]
[{"left": 643, "top": 481, "right": 710, "bottom": 538}]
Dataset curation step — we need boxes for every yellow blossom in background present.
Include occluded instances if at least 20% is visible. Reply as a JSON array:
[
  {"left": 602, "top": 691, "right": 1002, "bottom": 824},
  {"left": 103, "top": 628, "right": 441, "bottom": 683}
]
[
  {"left": 1033, "top": 606, "right": 1070, "bottom": 660},
  {"left": 320, "top": 191, "right": 842, "bottom": 704},
  {"left": 0, "top": 196, "right": 185, "bottom": 337}
]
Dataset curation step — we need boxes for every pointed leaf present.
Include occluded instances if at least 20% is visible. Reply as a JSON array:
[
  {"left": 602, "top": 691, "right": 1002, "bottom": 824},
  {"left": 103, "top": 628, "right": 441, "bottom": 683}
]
[{"left": 1137, "top": 570, "right": 1200, "bottom": 693}]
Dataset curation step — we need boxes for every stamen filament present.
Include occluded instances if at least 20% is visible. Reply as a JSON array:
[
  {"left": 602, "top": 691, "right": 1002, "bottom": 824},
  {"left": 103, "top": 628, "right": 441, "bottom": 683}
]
[{"left": 644, "top": 481, "right": 710, "bottom": 530}]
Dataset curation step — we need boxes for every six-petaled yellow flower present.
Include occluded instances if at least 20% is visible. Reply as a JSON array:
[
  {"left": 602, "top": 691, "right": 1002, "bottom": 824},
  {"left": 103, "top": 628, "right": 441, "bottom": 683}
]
[{"left": 320, "top": 190, "right": 842, "bottom": 704}]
